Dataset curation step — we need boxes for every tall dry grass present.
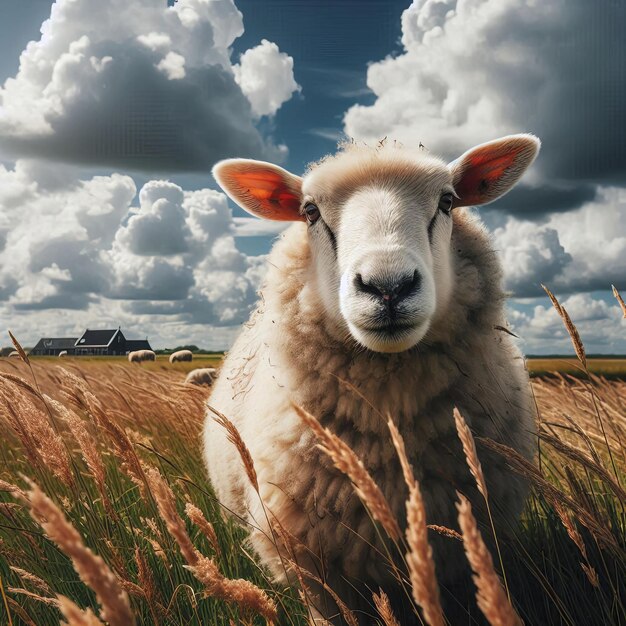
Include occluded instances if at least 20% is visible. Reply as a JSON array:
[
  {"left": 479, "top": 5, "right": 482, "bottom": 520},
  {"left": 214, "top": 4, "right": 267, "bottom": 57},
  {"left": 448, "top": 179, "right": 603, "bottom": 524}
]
[{"left": 0, "top": 289, "right": 625, "bottom": 626}]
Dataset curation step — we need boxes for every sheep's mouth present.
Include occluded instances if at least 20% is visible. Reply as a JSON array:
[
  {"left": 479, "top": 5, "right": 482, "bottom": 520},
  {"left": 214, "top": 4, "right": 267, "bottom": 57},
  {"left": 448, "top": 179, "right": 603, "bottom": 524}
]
[{"left": 356, "top": 322, "right": 417, "bottom": 336}]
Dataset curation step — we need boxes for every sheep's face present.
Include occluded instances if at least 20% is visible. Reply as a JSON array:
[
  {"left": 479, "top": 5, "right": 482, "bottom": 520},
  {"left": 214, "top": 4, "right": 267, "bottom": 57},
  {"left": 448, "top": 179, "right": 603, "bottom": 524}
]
[
  {"left": 213, "top": 134, "right": 540, "bottom": 353},
  {"left": 302, "top": 162, "right": 455, "bottom": 352}
]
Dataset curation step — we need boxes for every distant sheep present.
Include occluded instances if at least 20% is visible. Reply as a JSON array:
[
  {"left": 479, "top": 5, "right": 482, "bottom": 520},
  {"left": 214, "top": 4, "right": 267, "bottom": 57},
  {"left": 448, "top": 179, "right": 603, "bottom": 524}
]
[
  {"left": 8, "top": 350, "right": 19, "bottom": 358},
  {"left": 185, "top": 368, "right": 217, "bottom": 386},
  {"left": 128, "top": 350, "right": 156, "bottom": 363},
  {"left": 169, "top": 349, "right": 193, "bottom": 363},
  {"left": 58, "top": 351, "right": 68, "bottom": 358},
  {"left": 205, "top": 134, "right": 541, "bottom": 621}
]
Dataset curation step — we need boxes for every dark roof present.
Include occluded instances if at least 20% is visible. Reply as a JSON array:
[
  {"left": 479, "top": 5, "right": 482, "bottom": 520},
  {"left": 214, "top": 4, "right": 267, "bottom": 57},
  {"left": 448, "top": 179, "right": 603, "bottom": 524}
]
[
  {"left": 31, "top": 338, "right": 79, "bottom": 351},
  {"left": 125, "top": 339, "right": 152, "bottom": 351},
  {"left": 75, "top": 329, "right": 121, "bottom": 347}
]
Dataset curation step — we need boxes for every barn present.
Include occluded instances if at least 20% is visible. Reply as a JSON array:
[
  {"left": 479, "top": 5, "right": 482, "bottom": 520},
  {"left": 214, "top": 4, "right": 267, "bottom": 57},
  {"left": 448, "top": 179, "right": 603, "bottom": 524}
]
[{"left": 29, "top": 328, "right": 152, "bottom": 356}]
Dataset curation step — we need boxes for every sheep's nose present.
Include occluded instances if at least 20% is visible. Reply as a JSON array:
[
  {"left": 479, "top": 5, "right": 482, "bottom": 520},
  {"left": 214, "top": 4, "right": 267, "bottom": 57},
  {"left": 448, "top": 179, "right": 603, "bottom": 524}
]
[{"left": 354, "top": 270, "right": 421, "bottom": 306}]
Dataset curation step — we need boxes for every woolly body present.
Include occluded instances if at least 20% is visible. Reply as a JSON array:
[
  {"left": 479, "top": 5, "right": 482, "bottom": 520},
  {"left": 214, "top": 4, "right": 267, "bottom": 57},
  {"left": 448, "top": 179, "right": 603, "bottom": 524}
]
[
  {"left": 204, "top": 143, "right": 537, "bottom": 618},
  {"left": 186, "top": 367, "right": 217, "bottom": 386}
]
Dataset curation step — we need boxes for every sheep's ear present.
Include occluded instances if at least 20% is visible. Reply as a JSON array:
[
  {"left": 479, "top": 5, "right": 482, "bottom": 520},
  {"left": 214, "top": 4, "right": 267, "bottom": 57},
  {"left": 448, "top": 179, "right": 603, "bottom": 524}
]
[
  {"left": 449, "top": 134, "right": 540, "bottom": 208},
  {"left": 212, "top": 158, "right": 304, "bottom": 221}
]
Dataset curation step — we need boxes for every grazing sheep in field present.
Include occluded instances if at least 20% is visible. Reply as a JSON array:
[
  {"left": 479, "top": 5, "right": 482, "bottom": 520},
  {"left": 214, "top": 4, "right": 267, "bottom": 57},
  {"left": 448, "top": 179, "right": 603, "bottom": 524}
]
[
  {"left": 185, "top": 368, "right": 217, "bottom": 386},
  {"left": 169, "top": 349, "right": 193, "bottom": 363},
  {"left": 58, "top": 351, "right": 68, "bottom": 358},
  {"left": 205, "top": 135, "right": 540, "bottom": 622},
  {"left": 128, "top": 350, "right": 155, "bottom": 363},
  {"left": 8, "top": 350, "right": 19, "bottom": 358}
]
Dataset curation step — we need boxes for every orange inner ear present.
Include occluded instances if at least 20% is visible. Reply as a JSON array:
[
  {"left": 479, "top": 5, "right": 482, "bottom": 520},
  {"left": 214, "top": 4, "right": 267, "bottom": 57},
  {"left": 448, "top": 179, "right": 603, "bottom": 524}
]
[
  {"left": 454, "top": 149, "right": 519, "bottom": 204},
  {"left": 231, "top": 170, "right": 303, "bottom": 221}
]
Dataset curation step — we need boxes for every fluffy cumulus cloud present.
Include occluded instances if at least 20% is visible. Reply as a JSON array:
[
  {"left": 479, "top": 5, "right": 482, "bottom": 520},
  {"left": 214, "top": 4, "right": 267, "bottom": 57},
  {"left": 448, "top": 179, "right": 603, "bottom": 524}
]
[
  {"left": 343, "top": 0, "right": 626, "bottom": 211},
  {"left": 0, "top": 0, "right": 299, "bottom": 170},
  {"left": 0, "top": 159, "right": 270, "bottom": 347},
  {"left": 493, "top": 186, "right": 626, "bottom": 297},
  {"left": 507, "top": 294, "right": 626, "bottom": 355},
  {"left": 233, "top": 39, "right": 301, "bottom": 118}
]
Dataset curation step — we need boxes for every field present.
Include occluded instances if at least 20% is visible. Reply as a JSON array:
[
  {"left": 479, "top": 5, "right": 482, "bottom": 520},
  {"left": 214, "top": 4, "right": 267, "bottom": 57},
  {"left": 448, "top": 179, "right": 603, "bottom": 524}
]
[
  {"left": 527, "top": 358, "right": 626, "bottom": 379},
  {"left": 0, "top": 346, "right": 624, "bottom": 625}
]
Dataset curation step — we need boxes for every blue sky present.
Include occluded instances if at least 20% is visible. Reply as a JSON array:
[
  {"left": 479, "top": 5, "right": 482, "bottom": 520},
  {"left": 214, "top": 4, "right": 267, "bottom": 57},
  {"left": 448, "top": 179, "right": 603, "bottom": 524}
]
[{"left": 0, "top": 0, "right": 624, "bottom": 353}]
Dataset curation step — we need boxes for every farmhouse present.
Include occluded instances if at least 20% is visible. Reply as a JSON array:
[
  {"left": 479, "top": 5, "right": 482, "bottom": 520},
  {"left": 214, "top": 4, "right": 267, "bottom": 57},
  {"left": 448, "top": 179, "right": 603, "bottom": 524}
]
[{"left": 29, "top": 328, "right": 152, "bottom": 356}]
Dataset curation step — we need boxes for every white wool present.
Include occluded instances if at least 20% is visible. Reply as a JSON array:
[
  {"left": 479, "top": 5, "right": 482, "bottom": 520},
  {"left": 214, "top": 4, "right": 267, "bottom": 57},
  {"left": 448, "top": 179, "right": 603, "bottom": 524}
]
[
  {"left": 128, "top": 349, "right": 155, "bottom": 363},
  {"left": 185, "top": 367, "right": 217, "bottom": 386},
  {"left": 204, "top": 144, "right": 537, "bottom": 620},
  {"left": 169, "top": 349, "right": 193, "bottom": 363}
]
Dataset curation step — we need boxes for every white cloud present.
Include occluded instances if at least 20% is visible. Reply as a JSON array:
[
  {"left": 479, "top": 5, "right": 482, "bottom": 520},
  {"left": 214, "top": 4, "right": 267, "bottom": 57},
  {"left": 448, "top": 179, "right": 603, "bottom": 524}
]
[
  {"left": 0, "top": 159, "right": 267, "bottom": 343},
  {"left": 0, "top": 0, "right": 298, "bottom": 169},
  {"left": 493, "top": 187, "right": 626, "bottom": 296},
  {"left": 233, "top": 39, "right": 301, "bottom": 117},
  {"left": 233, "top": 217, "right": 289, "bottom": 237},
  {"left": 508, "top": 294, "right": 626, "bottom": 354},
  {"left": 343, "top": 0, "right": 626, "bottom": 190},
  {"left": 156, "top": 52, "right": 186, "bottom": 80}
]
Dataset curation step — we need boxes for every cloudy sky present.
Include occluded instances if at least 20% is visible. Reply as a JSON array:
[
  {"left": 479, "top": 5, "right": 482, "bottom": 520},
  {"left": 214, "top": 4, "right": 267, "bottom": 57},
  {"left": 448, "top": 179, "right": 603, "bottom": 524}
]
[{"left": 0, "top": 0, "right": 624, "bottom": 354}]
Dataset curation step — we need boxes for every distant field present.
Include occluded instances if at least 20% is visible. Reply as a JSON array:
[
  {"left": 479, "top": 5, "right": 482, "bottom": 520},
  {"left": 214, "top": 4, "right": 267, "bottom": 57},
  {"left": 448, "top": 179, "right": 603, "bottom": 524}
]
[
  {"left": 527, "top": 357, "right": 626, "bottom": 378},
  {"left": 23, "top": 354, "right": 626, "bottom": 379},
  {"left": 27, "top": 353, "right": 223, "bottom": 373}
]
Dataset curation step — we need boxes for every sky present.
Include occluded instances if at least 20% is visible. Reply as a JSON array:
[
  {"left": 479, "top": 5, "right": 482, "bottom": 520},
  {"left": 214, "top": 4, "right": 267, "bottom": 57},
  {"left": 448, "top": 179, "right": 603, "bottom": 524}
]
[{"left": 0, "top": 0, "right": 624, "bottom": 353}]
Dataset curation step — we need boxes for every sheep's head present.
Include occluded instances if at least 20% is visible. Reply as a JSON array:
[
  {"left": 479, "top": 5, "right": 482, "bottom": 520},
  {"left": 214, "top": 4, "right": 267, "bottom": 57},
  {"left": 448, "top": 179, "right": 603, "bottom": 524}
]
[{"left": 213, "top": 134, "right": 540, "bottom": 353}]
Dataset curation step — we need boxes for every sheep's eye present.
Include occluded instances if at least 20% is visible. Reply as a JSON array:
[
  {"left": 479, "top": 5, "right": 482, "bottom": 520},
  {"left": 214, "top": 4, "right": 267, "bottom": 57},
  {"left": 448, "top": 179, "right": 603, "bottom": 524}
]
[
  {"left": 304, "top": 203, "right": 320, "bottom": 224},
  {"left": 438, "top": 193, "right": 454, "bottom": 215}
]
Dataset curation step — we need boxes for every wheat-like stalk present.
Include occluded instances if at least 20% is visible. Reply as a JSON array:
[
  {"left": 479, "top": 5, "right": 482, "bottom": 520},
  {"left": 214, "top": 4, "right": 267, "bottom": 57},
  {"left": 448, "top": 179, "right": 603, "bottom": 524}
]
[
  {"left": 427, "top": 525, "right": 463, "bottom": 541},
  {"left": 57, "top": 595, "right": 105, "bottom": 626},
  {"left": 26, "top": 483, "right": 134, "bottom": 626},
  {"left": 185, "top": 502, "right": 222, "bottom": 557},
  {"left": 209, "top": 405, "right": 259, "bottom": 492},
  {"left": 145, "top": 466, "right": 277, "bottom": 623},
  {"left": 454, "top": 408, "right": 488, "bottom": 499},
  {"left": 296, "top": 403, "right": 401, "bottom": 540},
  {"left": 9, "top": 567, "right": 51, "bottom": 595},
  {"left": 612, "top": 285, "right": 626, "bottom": 318},
  {"left": 6, "top": 587, "right": 58, "bottom": 606},
  {"left": 187, "top": 554, "right": 278, "bottom": 624},
  {"left": 387, "top": 417, "right": 445, "bottom": 626},
  {"left": 47, "top": 395, "right": 111, "bottom": 510},
  {"left": 145, "top": 467, "right": 197, "bottom": 564},
  {"left": 405, "top": 480, "right": 446, "bottom": 626},
  {"left": 457, "top": 494, "right": 522, "bottom": 626},
  {"left": 542, "top": 285, "right": 586, "bottom": 367},
  {"left": 0, "top": 479, "right": 26, "bottom": 500},
  {"left": 0, "top": 383, "right": 73, "bottom": 487},
  {"left": 7, "top": 330, "right": 29, "bottom": 364},
  {"left": 293, "top": 566, "right": 359, "bottom": 626},
  {"left": 372, "top": 589, "right": 400, "bottom": 626}
]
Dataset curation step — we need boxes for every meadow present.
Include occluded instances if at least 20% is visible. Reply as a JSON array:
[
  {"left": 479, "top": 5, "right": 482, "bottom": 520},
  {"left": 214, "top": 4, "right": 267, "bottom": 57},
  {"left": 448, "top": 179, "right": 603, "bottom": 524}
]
[{"left": 0, "top": 317, "right": 624, "bottom": 625}]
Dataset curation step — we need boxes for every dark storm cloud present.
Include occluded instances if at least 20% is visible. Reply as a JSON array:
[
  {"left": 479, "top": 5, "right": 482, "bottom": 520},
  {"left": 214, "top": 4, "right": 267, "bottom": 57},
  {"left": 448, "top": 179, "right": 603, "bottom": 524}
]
[
  {"left": 13, "top": 293, "right": 97, "bottom": 311},
  {"left": 489, "top": 182, "right": 598, "bottom": 217},
  {"left": 491, "top": 1, "right": 626, "bottom": 188},
  {"left": 1, "top": 44, "right": 280, "bottom": 171}
]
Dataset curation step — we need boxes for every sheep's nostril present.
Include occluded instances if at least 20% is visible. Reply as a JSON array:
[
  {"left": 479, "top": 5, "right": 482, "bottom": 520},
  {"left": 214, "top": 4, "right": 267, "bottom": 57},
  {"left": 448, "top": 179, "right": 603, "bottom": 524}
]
[
  {"left": 395, "top": 270, "right": 421, "bottom": 302},
  {"left": 354, "top": 270, "right": 421, "bottom": 305}
]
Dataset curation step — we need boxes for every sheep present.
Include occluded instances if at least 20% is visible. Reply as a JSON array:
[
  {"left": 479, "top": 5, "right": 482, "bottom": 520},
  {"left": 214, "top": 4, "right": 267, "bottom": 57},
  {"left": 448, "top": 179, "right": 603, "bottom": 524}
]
[
  {"left": 58, "top": 350, "right": 68, "bottom": 358},
  {"left": 128, "top": 350, "right": 155, "bottom": 363},
  {"left": 204, "top": 135, "right": 540, "bottom": 622},
  {"left": 8, "top": 350, "right": 20, "bottom": 358},
  {"left": 169, "top": 349, "right": 193, "bottom": 363},
  {"left": 185, "top": 367, "right": 217, "bottom": 386}
]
